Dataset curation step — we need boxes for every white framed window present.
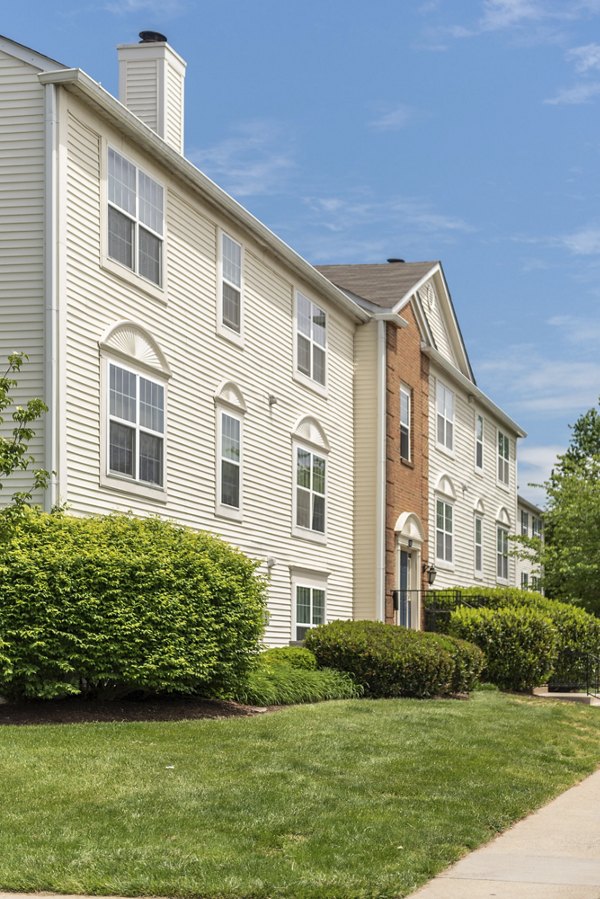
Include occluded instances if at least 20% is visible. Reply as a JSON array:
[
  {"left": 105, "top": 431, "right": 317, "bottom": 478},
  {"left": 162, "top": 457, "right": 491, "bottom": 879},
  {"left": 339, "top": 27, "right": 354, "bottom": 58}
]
[
  {"left": 474, "top": 515, "right": 483, "bottom": 576},
  {"left": 296, "top": 292, "right": 327, "bottom": 387},
  {"left": 532, "top": 515, "right": 542, "bottom": 538},
  {"left": 217, "top": 410, "right": 242, "bottom": 517},
  {"left": 498, "top": 431, "right": 510, "bottom": 485},
  {"left": 400, "top": 384, "right": 411, "bottom": 461},
  {"left": 475, "top": 414, "right": 484, "bottom": 470},
  {"left": 219, "top": 232, "right": 243, "bottom": 337},
  {"left": 436, "top": 381, "right": 454, "bottom": 451},
  {"left": 436, "top": 498, "right": 453, "bottom": 564},
  {"left": 108, "top": 148, "right": 164, "bottom": 286},
  {"left": 295, "top": 583, "right": 326, "bottom": 641},
  {"left": 531, "top": 575, "right": 540, "bottom": 592},
  {"left": 521, "top": 572, "right": 529, "bottom": 590},
  {"left": 520, "top": 510, "right": 529, "bottom": 536},
  {"left": 295, "top": 446, "right": 326, "bottom": 535},
  {"left": 108, "top": 362, "right": 165, "bottom": 487},
  {"left": 497, "top": 525, "right": 509, "bottom": 581}
]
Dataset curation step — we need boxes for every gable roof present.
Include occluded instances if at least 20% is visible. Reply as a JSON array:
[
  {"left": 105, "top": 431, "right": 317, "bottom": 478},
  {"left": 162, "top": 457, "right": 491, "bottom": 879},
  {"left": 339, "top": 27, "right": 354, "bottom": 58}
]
[{"left": 316, "top": 262, "right": 437, "bottom": 311}]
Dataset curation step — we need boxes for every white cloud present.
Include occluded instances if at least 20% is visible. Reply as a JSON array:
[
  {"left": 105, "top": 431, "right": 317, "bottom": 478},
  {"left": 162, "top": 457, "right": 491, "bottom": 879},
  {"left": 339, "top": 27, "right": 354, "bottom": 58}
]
[
  {"left": 369, "top": 105, "right": 413, "bottom": 131},
  {"left": 545, "top": 81, "right": 600, "bottom": 104},
  {"left": 517, "top": 443, "right": 564, "bottom": 504},
  {"left": 567, "top": 42, "right": 600, "bottom": 71},
  {"left": 104, "top": 0, "right": 184, "bottom": 14},
  {"left": 190, "top": 121, "right": 295, "bottom": 198},
  {"left": 561, "top": 225, "right": 600, "bottom": 253},
  {"left": 547, "top": 314, "right": 600, "bottom": 343}
]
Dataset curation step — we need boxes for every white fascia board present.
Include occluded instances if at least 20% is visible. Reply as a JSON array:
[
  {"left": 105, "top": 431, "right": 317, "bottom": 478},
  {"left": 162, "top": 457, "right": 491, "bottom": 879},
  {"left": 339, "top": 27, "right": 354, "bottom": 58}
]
[
  {"left": 0, "top": 34, "right": 66, "bottom": 71},
  {"left": 393, "top": 263, "right": 441, "bottom": 312},
  {"left": 38, "top": 68, "right": 370, "bottom": 325},
  {"left": 518, "top": 495, "right": 544, "bottom": 515},
  {"left": 424, "top": 345, "right": 527, "bottom": 438},
  {"left": 372, "top": 311, "right": 408, "bottom": 328}
]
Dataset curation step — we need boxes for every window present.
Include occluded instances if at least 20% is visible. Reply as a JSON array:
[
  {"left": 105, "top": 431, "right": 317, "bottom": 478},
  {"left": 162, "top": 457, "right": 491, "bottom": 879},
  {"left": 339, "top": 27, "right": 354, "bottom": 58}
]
[
  {"left": 521, "top": 572, "right": 529, "bottom": 590},
  {"left": 218, "top": 410, "right": 242, "bottom": 512},
  {"left": 108, "top": 148, "right": 164, "bottom": 286},
  {"left": 436, "top": 382, "right": 454, "bottom": 451},
  {"left": 521, "top": 510, "right": 529, "bottom": 536},
  {"left": 295, "top": 583, "right": 326, "bottom": 641},
  {"left": 220, "top": 232, "right": 242, "bottom": 334},
  {"left": 474, "top": 515, "right": 483, "bottom": 576},
  {"left": 436, "top": 499, "right": 453, "bottom": 563},
  {"left": 295, "top": 447, "right": 326, "bottom": 534},
  {"left": 400, "top": 384, "right": 411, "bottom": 461},
  {"left": 296, "top": 292, "right": 326, "bottom": 386},
  {"left": 497, "top": 526, "right": 509, "bottom": 581},
  {"left": 531, "top": 575, "right": 540, "bottom": 592},
  {"left": 497, "top": 431, "right": 510, "bottom": 485},
  {"left": 475, "top": 414, "right": 484, "bottom": 470},
  {"left": 108, "top": 363, "right": 164, "bottom": 487},
  {"left": 532, "top": 515, "right": 542, "bottom": 538}
]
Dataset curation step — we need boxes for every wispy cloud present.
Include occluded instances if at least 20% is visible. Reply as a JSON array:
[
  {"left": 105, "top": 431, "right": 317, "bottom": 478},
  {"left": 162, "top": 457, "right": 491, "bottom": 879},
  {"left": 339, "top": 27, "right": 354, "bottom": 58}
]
[
  {"left": 547, "top": 314, "right": 600, "bottom": 343},
  {"left": 303, "top": 194, "right": 473, "bottom": 236},
  {"left": 518, "top": 442, "right": 564, "bottom": 503},
  {"left": 545, "top": 81, "right": 600, "bottom": 104},
  {"left": 561, "top": 225, "right": 600, "bottom": 253},
  {"left": 369, "top": 104, "right": 414, "bottom": 131},
  {"left": 567, "top": 42, "right": 600, "bottom": 71},
  {"left": 190, "top": 121, "right": 295, "bottom": 198},
  {"left": 104, "top": 0, "right": 185, "bottom": 14}
]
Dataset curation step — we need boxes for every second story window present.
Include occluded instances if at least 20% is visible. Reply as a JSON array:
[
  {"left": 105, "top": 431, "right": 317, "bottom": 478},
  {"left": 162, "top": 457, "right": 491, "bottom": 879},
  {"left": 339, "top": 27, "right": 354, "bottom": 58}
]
[
  {"left": 296, "top": 447, "right": 326, "bottom": 534},
  {"left": 400, "top": 385, "right": 411, "bottom": 461},
  {"left": 220, "top": 232, "right": 242, "bottom": 334},
  {"left": 296, "top": 292, "right": 326, "bottom": 387},
  {"left": 436, "top": 499, "right": 453, "bottom": 564},
  {"left": 498, "top": 431, "right": 510, "bottom": 485},
  {"left": 521, "top": 510, "right": 529, "bottom": 536},
  {"left": 436, "top": 381, "right": 454, "bottom": 451},
  {"left": 532, "top": 515, "right": 542, "bottom": 538},
  {"left": 108, "top": 148, "right": 164, "bottom": 286},
  {"left": 475, "top": 414, "right": 484, "bottom": 470},
  {"left": 108, "top": 363, "right": 165, "bottom": 487}
]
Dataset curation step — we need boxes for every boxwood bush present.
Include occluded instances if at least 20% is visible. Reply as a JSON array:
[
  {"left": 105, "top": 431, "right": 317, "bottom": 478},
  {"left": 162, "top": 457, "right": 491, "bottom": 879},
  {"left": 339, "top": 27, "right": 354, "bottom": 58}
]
[
  {"left": 305, "top": 620, "right": 484, "bottom": 698},
  {"left": 429, "top": 586, "right": 600, "bottom": 689},
  {"left": 0, "top": 509, "right": 267, "bottom": 700},
  {"left": 449, "top": 605, "right": 559, "bottom": 692}
]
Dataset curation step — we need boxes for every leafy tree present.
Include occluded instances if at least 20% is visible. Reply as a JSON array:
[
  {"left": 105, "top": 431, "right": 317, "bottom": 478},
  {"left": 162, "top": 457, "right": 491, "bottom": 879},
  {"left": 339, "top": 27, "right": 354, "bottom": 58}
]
[
  {"left": 0, "top": 353, "right": 49, "bottom": 524},
  {"left": 536, "top": 398, "right": 600, "bottom": 614}
]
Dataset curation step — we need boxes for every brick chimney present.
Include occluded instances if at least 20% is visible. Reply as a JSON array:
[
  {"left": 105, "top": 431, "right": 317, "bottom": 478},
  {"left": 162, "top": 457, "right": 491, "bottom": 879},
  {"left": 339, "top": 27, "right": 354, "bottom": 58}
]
[{"left": 117, "top": 32, "right": 186, "bottom": 153}]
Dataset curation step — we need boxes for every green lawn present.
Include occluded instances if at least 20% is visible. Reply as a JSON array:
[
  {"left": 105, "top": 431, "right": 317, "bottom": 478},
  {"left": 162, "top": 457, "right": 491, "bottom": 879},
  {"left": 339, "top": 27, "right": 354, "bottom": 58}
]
[{"left": 1, "top": 691, "right": 600, "bottom": 898}]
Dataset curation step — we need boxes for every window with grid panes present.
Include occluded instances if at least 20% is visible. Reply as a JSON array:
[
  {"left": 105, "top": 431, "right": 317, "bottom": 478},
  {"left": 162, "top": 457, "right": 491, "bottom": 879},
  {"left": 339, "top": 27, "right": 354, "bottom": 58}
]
[
  {"left": 296, "top": 447, "right": 326, "bottom": 533},
  {"left": 521, "top": 509, "right": 529, "bottom": 536},
  {"left": 108, "top": 363, "right": 164, "bottom": 486},
  {"left": 400, "top": 384, "right": 411, "bottom": 461},
  {"left": 498, "top": 431, "right": 510, "bottom": 485},
  {"left": 436, "top": 381, "right": 454, "bottom": 451},
  {"left": 296, "top": 292, "right": 326, "bottom": 386},
  {"left": 295, "top": 584, "right": 325, "bottom": 640},
  {"left": 436, "top": 499, "right": 453, "bottom": 563},
  {"left": 474, "top": 515, "right": 483, "bottom": 575},
  {"left": 497, "top": 525, "right": 509, "bottom": 580},
  {"left": 108, "top": 148, "right": 163, "bottom": 286},
  {"left": 475, "top": 414, "right": 484, "bottom": 469},
  {"left": 219, "top": 411, "right": 241, "bottom": 509},
  {"left": 221, "top": 233, "right": 242, "bottom": 333}
]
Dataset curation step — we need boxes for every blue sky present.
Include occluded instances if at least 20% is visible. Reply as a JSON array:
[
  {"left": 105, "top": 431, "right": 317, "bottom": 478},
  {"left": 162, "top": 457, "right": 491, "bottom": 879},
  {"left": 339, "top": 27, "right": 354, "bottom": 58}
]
[{"left": 4, "top": 0, "right": 600, "bottom": 504}]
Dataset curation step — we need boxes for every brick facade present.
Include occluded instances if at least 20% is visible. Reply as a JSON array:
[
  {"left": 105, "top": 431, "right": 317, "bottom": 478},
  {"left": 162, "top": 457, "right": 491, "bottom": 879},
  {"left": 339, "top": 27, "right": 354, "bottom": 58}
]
[{"left": 384, "top": 304, "right": 430, "bottom": 624}]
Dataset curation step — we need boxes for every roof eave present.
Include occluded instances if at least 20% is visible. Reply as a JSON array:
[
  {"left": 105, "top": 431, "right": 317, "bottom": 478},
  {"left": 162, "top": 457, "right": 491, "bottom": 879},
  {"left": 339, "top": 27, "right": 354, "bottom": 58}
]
[{"left": 38, "top": 68, "right": 370, "bottom": 324}]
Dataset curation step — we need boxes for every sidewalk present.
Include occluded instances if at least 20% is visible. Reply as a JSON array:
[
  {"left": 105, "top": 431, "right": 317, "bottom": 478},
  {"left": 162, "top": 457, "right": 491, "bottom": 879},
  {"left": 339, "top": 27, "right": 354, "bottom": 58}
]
[{"left": 407, "top": 767, "right": 600, "bottom": 898}]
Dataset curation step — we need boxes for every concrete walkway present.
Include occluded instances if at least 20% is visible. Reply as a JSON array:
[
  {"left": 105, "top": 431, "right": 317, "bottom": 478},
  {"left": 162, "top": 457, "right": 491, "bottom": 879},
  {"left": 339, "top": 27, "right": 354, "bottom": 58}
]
[{"left": 407, "top": 767, "right": 600, "bottom": 898}]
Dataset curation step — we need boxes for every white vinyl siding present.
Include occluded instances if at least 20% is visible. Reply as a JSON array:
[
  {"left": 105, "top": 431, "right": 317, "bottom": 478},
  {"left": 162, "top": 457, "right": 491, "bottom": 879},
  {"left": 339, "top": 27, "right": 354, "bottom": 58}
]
[
  {"left": 296, "top": 291, "right": 326, "bottom": 387},
  {"left": 0, "top": 50, "right": 46, "bottom": 502},
  {"left": 436, "top": 381, "right": 454, "bottom": 451}
]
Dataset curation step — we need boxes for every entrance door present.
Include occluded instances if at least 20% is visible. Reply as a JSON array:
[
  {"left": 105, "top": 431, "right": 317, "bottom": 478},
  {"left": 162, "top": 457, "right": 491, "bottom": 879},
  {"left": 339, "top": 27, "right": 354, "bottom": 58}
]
[{"left": 399, "top": 549, "right": 412, "bottom": 628}]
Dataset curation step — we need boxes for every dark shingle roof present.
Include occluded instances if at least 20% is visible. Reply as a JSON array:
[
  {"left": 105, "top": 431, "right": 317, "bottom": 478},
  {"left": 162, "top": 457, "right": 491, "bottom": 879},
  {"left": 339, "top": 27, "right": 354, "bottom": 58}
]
[{"left": 315, "top": 262, "right": 438, "bottom": 310}]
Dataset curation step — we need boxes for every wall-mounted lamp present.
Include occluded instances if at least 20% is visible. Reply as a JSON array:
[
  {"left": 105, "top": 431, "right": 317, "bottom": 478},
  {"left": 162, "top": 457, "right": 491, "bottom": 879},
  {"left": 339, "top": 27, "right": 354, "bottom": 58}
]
[
  {"left": 422, "top": 562, "right": 437, "bottom": 585},
  {"left": 266, "top": 556, "right": 276, "bottom": 570},
  {"left": 268, "top": 394, "right": 278, "bottom": 406}
]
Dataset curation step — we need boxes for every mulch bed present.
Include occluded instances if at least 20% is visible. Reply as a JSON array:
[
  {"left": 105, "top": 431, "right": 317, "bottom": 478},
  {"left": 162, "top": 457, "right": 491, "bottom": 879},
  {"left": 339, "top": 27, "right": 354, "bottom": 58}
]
[{"left": 0, "top": 695, "right": 273, "bottom": 726}]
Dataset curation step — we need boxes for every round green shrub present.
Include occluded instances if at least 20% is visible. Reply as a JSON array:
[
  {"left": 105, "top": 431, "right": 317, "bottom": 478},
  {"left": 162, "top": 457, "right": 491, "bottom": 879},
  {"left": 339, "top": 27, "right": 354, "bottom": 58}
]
[
  {"left": 427, "top": 634, "right": 485, "bottom": 693},
  {"left": 260, "top": 646, "right": 317, "bottom": 670},
  {"left": 0, "top": 509, "right": 267, "bottom": 700},
  {"left": 305, "top": 619, "right": 478, "bottom": 698},
  {"left": 449, "top": 605, "right": 559, "bottom": 692}
]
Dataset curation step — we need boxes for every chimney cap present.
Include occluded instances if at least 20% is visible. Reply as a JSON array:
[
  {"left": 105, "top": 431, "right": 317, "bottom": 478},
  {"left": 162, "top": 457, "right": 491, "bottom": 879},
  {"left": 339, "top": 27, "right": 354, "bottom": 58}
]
[
  {"left": 387, "top": 257, "right": 405, "bottom": 264},
  {"left": 139, "top": 30, "right": 167, "bottom": 43}
]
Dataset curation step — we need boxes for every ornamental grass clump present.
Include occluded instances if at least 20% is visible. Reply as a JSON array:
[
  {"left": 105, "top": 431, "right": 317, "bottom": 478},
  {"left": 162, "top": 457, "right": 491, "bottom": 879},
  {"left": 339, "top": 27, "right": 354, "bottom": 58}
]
[
  {"left": 449, "top": 605, "right": 559, "bottom": 693},
  {"left": 305, "top": 619, "right": 484, "bottom": 698},
  {"left": 234, "top": 651, "right": 362, "bottom": 705},
  {"left": 0, "top": 508, "right": 267, "bottom": 700}
]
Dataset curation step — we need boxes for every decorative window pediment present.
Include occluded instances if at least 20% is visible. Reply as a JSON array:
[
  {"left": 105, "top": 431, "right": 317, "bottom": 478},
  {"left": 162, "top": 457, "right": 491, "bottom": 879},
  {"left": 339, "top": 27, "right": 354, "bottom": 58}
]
[
  {"left": 496, "top": 506, "right": 511, "bottom": 527},
  {"left": 291, "top": 415, "right": 330, "bottom": 452},
  {"left": 474, "top": 498, "right": 485, "bottom": 515},
  {"left": 99, "top": 321, "right": 171, "bottom": 377},
  {"left": 393, "top": 512, "right": 424, "bottom": 543},
  {"left": 214, "top": 380, "right": 247, "bottom": 413},
  {"left": 435, "top": 473, "right": 456, "bottom": 500}
]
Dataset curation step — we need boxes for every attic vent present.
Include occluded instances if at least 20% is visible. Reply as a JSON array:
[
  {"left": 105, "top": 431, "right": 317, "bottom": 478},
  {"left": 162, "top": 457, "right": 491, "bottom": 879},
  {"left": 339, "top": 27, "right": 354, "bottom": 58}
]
[{"left": 139, "top": 31, "right": 167, "bottom": 43}]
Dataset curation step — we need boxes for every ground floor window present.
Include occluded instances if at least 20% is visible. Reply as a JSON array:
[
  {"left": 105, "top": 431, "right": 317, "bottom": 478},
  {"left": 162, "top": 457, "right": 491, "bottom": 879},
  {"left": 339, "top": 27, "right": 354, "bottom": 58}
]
[{"left": 294, "top": 583, "right": 326, "bottom": 641}]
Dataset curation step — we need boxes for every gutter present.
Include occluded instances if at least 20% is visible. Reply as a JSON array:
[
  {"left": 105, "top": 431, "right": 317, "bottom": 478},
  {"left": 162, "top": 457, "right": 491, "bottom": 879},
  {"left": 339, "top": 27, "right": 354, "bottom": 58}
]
[
  {"left": 375, "top": 320, "right": 387, "bottom": 621},
  {"left": 423, "top": 345, "right": 527, "bottom": 438},
  {"left": 37, "top": 68, "right": 370, "bottom": 326}
]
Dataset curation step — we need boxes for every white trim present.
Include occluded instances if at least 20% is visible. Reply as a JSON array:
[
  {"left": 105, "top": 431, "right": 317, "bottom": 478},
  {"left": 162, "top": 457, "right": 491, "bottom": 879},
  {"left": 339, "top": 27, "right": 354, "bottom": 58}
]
[
  {"left": 291, "top": 439, "right": 327, "bottom": 544},
  {"left": 43, "top": 82, "right": 59, "bottom": 510},
  {"left": 293, "top": 289, "right": 328, "bottom": 394},
  {"left": 215, "top": 406, "right": 244, "bottom": 522},
  {"left": 291, "top": 414, "right": 330, "bottom": 453},
  {"left": 400, "top": 382, "right": 411, "bottom": 462},
  {"left": 216, "top": 228, "right": 245, "bottom": 347},
  {"left": 290, "top": 570, "right": 328, "bottom": 642},
  {"left": 375, "top": 319, "right": 386, "bottom": 622},
  {"left": 435, "top": 496, "right": 454, "bottom": 570},
  {"left": 214, "top": 380, "right": 247, "bottom": 413}
]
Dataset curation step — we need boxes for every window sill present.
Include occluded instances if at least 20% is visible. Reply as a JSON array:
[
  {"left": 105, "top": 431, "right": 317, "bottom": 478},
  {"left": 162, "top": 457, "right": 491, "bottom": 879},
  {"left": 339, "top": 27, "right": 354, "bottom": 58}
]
[
  {"left": 291, "top": 525, "right": 327, "bottom": 545},
  {"left": 216, "top": 323, "right": 245, "bottom": 349},
  {"left": 100, "top": 472, "right": 168, "bottom": 503},
  {"left": 435, "top": 442, "right": 455, "bottom": 459},
  {"left": 435, "top": 558, "right": 454, "bottom": 572},
  {"left": 293, "top": 370, "right": 328, "bottom": 399},
  {"left": 496, "top": 481, "right": 511, "bottom": 493},
  {"left": 474, "top": 467, "right": 484, "bottom": 477},
  {"left": 400, "top": 457, "right": 414, "bottom": 469},
  {"left": 215, "top": 504, "right": 243, "bottom": 522},
  {"left": 102, "top": 256, "right": 167, "bottom": 305}
]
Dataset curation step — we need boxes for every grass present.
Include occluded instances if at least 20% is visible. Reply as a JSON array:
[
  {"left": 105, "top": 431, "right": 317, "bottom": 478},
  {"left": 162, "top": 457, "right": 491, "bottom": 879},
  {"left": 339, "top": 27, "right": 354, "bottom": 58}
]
[
  {"left": 234, "top": 661, "right": 362, "bottom": 705},
  {"left": 1, "top": 691, "right": 600, "bottom": 898}
]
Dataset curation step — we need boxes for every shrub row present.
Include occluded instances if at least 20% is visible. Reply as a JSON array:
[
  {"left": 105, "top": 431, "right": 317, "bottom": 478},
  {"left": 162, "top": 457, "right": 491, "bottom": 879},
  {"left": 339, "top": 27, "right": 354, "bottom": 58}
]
[
  {"left": 305, "top": 620, "right": 484, "bottom": 698},
  {"left": 429, "top": 586, "right": 600, "bottom": 691},
  {"left": 0, "top": 509, "right": 267, "bottom": 700}
]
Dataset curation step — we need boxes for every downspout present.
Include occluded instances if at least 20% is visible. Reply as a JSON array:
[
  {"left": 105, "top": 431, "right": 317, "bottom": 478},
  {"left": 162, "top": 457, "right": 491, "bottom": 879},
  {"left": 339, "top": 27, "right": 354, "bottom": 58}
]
[
  {"left": 43, "top": 82, "right": 58, "bottom": 510},
  {"left": 375, "top": 320, "right": 387, "bottom": 621}
]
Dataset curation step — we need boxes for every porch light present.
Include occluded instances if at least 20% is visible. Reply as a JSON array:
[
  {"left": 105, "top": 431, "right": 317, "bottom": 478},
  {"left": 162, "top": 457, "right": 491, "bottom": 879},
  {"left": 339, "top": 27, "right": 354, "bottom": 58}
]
[{"left": 423, "top": 563, "right": 437, "bottom": 585}]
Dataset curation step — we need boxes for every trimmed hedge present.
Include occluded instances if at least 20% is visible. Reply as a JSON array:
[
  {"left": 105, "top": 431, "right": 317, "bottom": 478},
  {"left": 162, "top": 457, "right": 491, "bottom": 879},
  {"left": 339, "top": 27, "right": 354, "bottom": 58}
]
[
  {"left": 429, "top": 586, "right": 600, "bottom": 689},
  {"left": 260, "top": 646, "right": 318, "bottom": 671},
  {"left": 305, "top": 619, "right": 484, "bottom": 698},
  {"left": 449, "top": 605, "right": 559, "bottom": 692},
  {"left": 234, "top": 655, "right": 362, "bottom": 705},
  {"left": 0, "top": 509, "right": 267, "bottom": 700}
]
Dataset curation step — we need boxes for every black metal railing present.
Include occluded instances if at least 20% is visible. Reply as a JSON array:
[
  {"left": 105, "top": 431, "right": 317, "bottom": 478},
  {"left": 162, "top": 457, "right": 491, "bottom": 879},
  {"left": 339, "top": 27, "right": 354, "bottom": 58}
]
[
  {"left": 423, "top": 589, "right": 489, "bottom": 633},
  {"left": 548, "top": 649, "right": 600, "bottom": 698}
]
